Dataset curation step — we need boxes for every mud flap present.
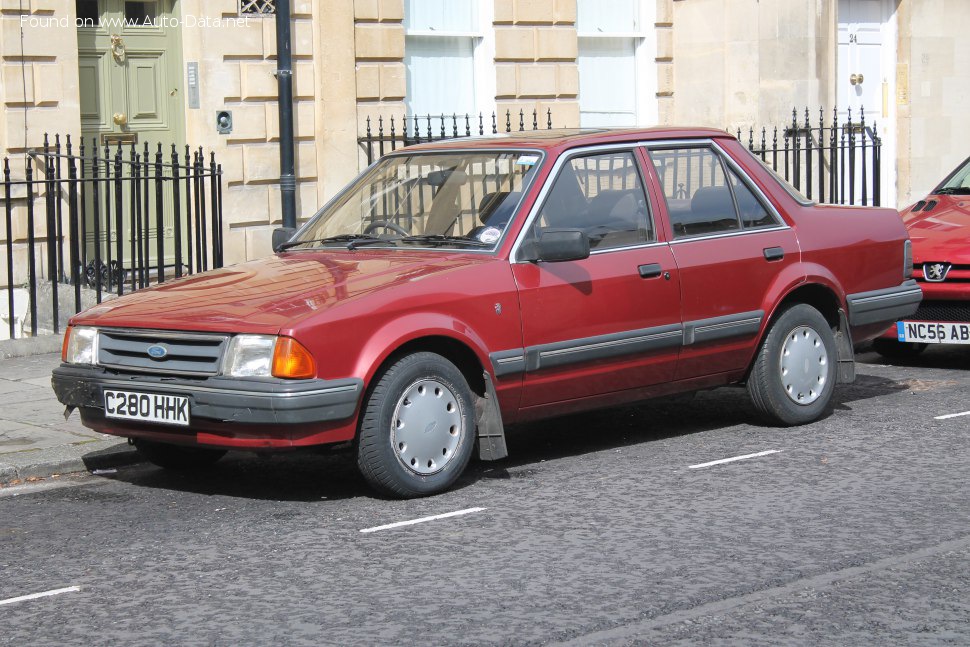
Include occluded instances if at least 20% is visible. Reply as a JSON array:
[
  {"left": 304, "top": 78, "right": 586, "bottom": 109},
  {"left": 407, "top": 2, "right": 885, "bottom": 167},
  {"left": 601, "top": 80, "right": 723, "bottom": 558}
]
[
  {"left": 836, "top": 309, "right": 856, "bottom": 384},
  {"left": 475, "top": 371, "right": 508, "bottom": 461}
]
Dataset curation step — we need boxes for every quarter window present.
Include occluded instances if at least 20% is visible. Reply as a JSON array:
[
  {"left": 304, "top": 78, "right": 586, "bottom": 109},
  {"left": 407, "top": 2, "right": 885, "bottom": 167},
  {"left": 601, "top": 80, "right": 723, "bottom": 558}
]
[
  {"left": 649, "top": 147, "right": 776, "bottom": 237},
  {"left": 529, "top": 151, "right": 654, "bottom": 251}
]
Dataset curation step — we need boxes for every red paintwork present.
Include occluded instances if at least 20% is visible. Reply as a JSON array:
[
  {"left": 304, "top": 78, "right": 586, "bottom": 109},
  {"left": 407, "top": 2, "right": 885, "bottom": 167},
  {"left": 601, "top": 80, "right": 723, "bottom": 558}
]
[
  {"left": 878, "top": 176, "right": 970, "bottom": 339},
  {"left": 67, "top": 127, "right": 910, "bottom": 450}
]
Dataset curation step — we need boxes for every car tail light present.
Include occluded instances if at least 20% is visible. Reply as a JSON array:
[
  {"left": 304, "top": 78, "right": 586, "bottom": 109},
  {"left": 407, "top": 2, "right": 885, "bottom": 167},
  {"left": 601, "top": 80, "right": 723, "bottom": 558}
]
[
  {"left": 272, "top": 337, "right": 316, "bottom": 379},
  {"left": 903, "top": 240, "right": 913, "bottom": 279}
]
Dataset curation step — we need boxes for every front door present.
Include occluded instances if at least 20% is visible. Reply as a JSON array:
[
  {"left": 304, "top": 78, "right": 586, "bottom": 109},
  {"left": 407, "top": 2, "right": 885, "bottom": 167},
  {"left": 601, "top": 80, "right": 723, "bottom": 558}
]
[
  {"left": 77, "top": 0, "right": 185, "bottom": 272},
  {"left": 511, "top": 149, "right": 682, "bottom": 410},
  {"left": 838, "top": 0, "right": 896, "bottom": 206}
]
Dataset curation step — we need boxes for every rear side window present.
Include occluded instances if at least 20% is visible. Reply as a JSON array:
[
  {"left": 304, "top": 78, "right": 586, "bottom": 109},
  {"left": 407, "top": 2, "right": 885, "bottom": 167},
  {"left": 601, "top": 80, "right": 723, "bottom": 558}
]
[
  {"left": 530, "top": 150, "right": 654, "bottom": 251},
  {"left": 649, "top": 146, "right": 777, "bottom": 237}
]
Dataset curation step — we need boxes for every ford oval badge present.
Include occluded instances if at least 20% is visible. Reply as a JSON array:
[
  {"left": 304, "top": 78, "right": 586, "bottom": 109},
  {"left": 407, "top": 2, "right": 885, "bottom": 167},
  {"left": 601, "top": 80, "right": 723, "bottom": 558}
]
[{"left": 147, "top": 344, "right": 168, "bottom": 360}]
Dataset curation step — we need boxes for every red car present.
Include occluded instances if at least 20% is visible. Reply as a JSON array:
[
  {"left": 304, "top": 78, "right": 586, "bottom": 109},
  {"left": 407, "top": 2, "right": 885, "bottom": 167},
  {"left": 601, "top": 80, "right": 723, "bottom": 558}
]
[
  {"left": 53, "top": 128, "right": 919, "bottom": 497},
  {"left": 874, "top": 155, "right": 970, "bottom": 357}
]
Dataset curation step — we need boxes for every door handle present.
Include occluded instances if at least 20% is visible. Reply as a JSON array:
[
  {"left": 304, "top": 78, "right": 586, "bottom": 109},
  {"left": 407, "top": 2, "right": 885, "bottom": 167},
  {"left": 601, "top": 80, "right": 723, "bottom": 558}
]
[
  {"left": 638, "top": 263, "right": 662, "bottom": 279},
  {"left": 763, "top": 247, "right": 784, "bottom": 262}
]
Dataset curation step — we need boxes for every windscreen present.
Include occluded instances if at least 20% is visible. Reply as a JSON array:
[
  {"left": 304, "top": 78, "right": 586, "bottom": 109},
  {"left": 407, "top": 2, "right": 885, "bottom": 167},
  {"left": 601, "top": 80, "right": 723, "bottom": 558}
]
[{"left": 288, "top": 151, "right": 542, "bottom": 251}]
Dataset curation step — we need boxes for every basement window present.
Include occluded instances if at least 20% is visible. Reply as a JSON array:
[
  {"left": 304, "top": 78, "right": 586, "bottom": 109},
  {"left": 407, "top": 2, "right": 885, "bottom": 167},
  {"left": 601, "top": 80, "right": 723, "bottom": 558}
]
[{"left": 240, "top": 0, "right": 276, "bottom": 15}]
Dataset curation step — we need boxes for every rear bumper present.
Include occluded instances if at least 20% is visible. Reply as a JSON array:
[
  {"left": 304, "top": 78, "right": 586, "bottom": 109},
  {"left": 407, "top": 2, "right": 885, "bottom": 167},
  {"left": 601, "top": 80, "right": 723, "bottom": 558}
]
[
  {"left": 846, "top": 279, "right": 922, "bottom": 327},
  {"left": 52, "top": 364, "right": 363, "bottom": 426}
]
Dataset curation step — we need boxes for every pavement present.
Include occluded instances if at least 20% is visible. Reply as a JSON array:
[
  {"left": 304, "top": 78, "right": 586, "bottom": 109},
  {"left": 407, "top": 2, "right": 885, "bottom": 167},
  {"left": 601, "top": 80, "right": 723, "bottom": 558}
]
[{"left": 0, "top": 343, "right": 140, "bottom": 486}]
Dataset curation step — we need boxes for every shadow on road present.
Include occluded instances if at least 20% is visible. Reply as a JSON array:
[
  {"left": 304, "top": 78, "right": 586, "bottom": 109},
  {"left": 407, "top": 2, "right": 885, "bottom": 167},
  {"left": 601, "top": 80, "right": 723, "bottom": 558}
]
[{"left": 99, "top": 366, "right": 911, "bottom": 502}]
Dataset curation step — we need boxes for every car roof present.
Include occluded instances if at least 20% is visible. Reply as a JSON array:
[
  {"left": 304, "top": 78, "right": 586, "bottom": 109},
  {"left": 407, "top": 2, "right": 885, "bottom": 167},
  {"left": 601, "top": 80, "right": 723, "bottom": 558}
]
[{"left": 399, "top": 127, "right": 733, "bottom": 153}]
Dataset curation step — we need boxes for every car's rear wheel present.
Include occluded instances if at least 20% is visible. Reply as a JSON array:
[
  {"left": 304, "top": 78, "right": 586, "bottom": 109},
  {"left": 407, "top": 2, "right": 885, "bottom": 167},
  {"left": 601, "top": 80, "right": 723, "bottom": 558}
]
[
  {"left": 872, "top": 338, "right": 927, "bottom": 358},
  {"left": 747, "top": 303, "right": 837, "bottom": 426},
  {"left": 133, "top": 439, "right": 227, "bottom": 470},
  {"left": 357, "top": 352, "right": 476, "bottom": 498}
]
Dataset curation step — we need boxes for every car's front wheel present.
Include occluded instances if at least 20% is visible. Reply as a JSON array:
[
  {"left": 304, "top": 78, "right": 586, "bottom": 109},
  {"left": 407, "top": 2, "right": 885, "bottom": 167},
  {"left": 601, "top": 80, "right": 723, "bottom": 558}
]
[
  {"left": 747, "top": 303, "right": 837, "bottom": 426},
  {"left": 357, "top": 352, "right": 476, "bottom": 498},
  {"left": 133, "top": 439, "right": 227, "bottom": 470}
]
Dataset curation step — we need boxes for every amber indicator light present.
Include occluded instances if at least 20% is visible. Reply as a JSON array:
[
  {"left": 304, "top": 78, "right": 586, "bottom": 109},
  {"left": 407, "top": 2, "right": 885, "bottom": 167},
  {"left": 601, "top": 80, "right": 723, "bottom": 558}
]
[{"left": 272, "top": 337, "right": 316, "bottom": 379}]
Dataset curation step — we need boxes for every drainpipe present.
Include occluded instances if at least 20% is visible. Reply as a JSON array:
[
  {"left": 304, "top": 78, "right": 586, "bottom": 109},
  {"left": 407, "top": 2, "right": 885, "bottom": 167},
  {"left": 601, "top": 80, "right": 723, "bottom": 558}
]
[{"left": 275, "top": 0, "right": 296, "bottom": 228}]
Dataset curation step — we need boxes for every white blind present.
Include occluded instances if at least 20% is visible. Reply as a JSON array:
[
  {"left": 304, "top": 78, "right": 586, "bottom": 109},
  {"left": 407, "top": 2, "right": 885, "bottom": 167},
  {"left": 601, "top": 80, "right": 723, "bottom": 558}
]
[
  {"left": 579, "top": 37, "right": 637, "bottom": 127},
  {"left": 577, "top": 0, "right": 639, "bottom": 33},
  {"left": 405, "top": 36, "right": 477, "bottom": 116},
  {"left": 405, "top": 0, "right": 477, "bottom": 32}
]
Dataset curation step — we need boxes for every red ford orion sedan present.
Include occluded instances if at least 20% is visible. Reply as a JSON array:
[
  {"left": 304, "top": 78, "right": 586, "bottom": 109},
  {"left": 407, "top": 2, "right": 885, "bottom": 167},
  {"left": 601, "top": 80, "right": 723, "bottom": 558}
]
[
  {"left": 53, "top": 128, "right": 920, "bottom": 497},
  {"left": 873, "top": 155, "right": 970, "bottom": 357}
]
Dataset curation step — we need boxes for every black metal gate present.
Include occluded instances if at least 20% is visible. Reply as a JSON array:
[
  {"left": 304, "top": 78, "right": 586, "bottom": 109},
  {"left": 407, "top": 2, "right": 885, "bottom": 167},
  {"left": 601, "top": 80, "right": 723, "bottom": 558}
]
[{"left": 1, "top": 134, "right": 224, "bottom": 339}]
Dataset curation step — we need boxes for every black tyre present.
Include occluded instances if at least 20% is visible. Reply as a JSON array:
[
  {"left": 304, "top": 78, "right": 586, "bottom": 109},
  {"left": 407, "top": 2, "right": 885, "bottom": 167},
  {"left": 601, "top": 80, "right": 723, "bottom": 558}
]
[
  {"left": 357, "top": 352, "right": 476, "bottom": 498},
  {"left": 872, "top": 338, "right": 927, "bottom": 359},
  {"left": 747, "top": 303, "right": 838, "bottom": 426},
  {"left": 133, "top": 439, "right": 227, "bottom": 470}
]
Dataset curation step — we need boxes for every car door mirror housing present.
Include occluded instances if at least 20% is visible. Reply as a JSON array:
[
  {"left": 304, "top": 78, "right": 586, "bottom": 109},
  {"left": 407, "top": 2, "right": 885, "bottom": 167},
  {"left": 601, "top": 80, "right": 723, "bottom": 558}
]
[
  {"left": 529, "top": 229, "right": 590, "bottom": 263},
  {"left": 272, "top": 227, "right": 298, "bottom": 252}
]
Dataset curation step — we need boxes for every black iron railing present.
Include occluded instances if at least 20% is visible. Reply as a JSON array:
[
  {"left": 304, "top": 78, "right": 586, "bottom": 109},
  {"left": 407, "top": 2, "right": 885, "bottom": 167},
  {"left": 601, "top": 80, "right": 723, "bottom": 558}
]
[
  {"left": 358, "top": 109, "right": 554, "bottom": 165},
  {"left": 738, "top": 107, "right": 882, "bottom": 206},
  {"left": 1, "top": 134, "right": 224, "bottom": 339}
]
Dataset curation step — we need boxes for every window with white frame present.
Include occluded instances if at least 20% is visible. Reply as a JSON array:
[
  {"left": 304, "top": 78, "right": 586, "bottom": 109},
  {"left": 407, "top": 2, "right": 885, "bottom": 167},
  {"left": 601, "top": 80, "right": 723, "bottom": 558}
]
[
  {"left": 577, "top": 0, "right": 656, "bottom": 127},
  {"left": 404, "top": 0, "right": 493, "bottom": 118}
]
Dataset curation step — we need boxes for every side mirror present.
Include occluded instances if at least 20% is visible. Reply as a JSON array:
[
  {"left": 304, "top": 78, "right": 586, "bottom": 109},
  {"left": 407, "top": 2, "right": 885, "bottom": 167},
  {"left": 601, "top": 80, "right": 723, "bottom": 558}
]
[
  {"left": 272, "top": 227, "right": 297, "bottom": 252},
  {"left": 532, "top": 229, "right": 590, "bottom": 263}
]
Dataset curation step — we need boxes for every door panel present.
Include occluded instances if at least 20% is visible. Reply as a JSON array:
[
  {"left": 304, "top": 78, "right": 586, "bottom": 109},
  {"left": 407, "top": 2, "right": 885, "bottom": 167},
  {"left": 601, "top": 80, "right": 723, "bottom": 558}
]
[
  {"left": 126, "top": 52, "right": 167, "bottom": 127},
  {"left": 512, "top": 149, "right": 682, "bottom": 408},
  {"left": 646, "top": 144, "right": 799, "bottom": 380},
  {"left": 78, "top": 53, "right": 110, "bottom": 129}
]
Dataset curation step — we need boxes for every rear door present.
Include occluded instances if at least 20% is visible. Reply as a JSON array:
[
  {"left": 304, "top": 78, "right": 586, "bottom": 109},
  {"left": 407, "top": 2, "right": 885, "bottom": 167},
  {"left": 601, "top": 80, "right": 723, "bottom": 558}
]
[
  {"left": 509, "top": 147, "right": 682, "bottom": 408},
  {"left": 644, "top": 142, "right": 800, "bottom": 380}
]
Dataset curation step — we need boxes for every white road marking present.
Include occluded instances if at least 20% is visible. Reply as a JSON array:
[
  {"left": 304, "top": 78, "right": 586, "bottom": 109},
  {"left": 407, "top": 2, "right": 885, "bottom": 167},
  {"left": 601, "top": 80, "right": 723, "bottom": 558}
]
[
  {"left": 0, "top": 586, "right": 81, "bottom": 607},
  {"left": 934, "top": 410, "right": 970, "bottom": 420},
  {"left": 688, "top": 450, "right": 782, "bottom": 470},
  {"left": 360, "top": 507, "right": 486, "bottom": 533}
]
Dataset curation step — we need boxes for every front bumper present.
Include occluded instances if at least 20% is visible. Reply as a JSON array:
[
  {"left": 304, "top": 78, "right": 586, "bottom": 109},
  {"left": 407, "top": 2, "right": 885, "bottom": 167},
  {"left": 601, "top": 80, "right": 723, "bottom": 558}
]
[{"left": 52, "top": 364, "right": 363, "bottom": 426}]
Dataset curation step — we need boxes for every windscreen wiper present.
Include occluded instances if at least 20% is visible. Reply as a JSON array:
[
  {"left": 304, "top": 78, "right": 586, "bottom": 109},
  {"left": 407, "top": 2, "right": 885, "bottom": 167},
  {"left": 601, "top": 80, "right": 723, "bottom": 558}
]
[
  {"left": 934, "top": 186, "right": 970, "bottom": 195},
  {"left": 279, "top": 234, "right": 395, "bottom": 251},
  {"left": 400, "top": 235, "right": 490, "bottom": 248}
]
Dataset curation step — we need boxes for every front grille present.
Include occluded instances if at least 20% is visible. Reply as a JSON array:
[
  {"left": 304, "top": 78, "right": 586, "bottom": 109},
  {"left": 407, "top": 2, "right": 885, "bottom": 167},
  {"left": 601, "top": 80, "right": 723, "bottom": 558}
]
[
  {"left": 98, "top": 329, "right": 229, "bottom": 376},
  {"left": 909, "top": 300, "right": 970, "bottom": 323},
  {"left": 916, "top": 264, "right": 970, "bottom": 283}
]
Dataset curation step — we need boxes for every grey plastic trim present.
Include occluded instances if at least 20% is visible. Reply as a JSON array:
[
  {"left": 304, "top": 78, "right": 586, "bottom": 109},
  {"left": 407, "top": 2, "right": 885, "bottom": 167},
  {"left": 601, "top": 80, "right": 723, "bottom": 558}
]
[
  {"left": 489, "top": 349, "right": 527, "bottom": 377},
  {"left": 684, "top": 310, "right": 764, "bottom": 345},
  {"left": 526, "top": 324, "right": 683, "bottom": 371},
  {"left": 846, "top": 279, "right": 923, "bottom": 326}
]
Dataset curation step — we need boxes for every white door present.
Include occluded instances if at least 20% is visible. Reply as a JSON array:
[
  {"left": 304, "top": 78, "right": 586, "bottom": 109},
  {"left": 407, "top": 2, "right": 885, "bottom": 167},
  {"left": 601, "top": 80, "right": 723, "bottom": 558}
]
[{"left": 838, "top": 0, "right": 896, "bottom": 207}]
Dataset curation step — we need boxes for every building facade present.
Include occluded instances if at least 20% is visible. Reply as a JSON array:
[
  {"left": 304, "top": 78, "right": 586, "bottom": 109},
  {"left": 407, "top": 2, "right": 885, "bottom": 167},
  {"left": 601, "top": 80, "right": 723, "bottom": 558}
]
[{"left": 0, "top": 0, "right": 967, "bottom": 277}]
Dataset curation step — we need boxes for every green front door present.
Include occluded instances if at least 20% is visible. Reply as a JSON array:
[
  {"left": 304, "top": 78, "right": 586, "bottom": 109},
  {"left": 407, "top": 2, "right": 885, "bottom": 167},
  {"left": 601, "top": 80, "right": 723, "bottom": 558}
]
[{"left": 77, "top": 0, "right": 186, "bottom": 277}]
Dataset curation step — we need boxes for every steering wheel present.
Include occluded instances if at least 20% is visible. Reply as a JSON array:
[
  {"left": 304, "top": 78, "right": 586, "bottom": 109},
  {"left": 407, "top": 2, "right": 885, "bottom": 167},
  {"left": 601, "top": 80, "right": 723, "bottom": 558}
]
[{"left": 363, "top": 220, "right": 409, "bottom": 236}]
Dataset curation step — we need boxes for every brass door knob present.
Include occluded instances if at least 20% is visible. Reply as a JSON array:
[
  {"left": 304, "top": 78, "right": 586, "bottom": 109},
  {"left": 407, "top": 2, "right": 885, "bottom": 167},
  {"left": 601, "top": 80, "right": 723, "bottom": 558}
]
[
  {"left": 850, "top": 73, "right": 864, "bottom": 86},
  {"left": 113, "top": 112, "right": 128, "bottom": 126}
]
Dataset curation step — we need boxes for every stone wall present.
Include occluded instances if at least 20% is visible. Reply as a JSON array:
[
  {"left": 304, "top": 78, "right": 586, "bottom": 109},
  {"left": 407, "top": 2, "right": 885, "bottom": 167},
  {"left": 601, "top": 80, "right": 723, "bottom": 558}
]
[
  {"left": 669, "top": 0, "right": 836, "bottom": 130},
  {"left": 896, "top": 0, "right": 970, "bottom": 203}
]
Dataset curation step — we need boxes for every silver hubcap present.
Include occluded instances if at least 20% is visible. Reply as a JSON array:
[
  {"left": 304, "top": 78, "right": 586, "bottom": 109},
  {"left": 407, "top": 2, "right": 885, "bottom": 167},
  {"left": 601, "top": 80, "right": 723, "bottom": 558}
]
[
  {"left": 391, "top": 379, "right": 463, "bottom": 475},
  {"left": 779, "top": 325, "right": 828, "bottom": 405}
]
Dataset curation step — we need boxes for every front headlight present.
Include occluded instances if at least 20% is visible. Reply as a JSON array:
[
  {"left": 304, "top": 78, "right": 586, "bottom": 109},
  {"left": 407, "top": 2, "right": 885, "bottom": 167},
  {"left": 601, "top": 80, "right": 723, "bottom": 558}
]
[
  {"left": 62, "top": 326, "right": 98, "bottom": 365},
  {"left": 223, "top": 334, "right": 277, "bottom": 377},
  {"left": 222, "top": 334, "right": 317, "bottom": 379}
]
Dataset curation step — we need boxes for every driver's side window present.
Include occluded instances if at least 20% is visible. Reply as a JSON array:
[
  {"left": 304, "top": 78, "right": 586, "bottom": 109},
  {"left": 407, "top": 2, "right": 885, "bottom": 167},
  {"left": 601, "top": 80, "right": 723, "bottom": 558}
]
[{"left": 533, "top": 151, "right": 654, "bottom": 251}]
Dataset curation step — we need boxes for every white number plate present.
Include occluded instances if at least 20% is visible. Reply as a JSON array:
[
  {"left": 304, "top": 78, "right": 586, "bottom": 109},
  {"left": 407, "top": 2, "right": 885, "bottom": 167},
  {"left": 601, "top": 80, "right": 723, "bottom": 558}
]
[
  {"left": 103, "top": 390, "right": 190, "bottom": 426},
  {"left": 897, "top": 321, "right": 970, "bottom": 344}
]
